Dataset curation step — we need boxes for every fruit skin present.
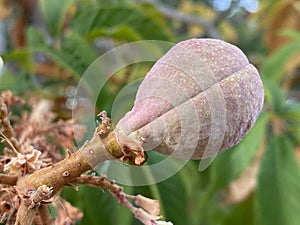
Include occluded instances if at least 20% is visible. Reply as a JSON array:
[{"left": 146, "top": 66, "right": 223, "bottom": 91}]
[{"left": 116, "top": 38, "right": 264, "bottom": 159}]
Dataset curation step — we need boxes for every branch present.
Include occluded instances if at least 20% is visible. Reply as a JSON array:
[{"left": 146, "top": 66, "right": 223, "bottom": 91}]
[
  {"left": 15, "top": 200, "right": 38, "bottom": 225},
  {"left": 16, "top": 150, "right": 93, "bottom": 195},
  {"left": 13, "top": 111, "right": 147, "bottom": 224},
  {"left": 14, "top": 128, "right": 123, "bottom": 224},
  {"left": 72, "top": 175, "right": 123, "bottom": 193}
]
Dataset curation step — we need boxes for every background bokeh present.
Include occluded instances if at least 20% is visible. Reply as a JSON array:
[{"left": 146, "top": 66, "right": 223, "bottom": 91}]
[{"left": 0, "top": 0, "right": 300, "bottom": 224}]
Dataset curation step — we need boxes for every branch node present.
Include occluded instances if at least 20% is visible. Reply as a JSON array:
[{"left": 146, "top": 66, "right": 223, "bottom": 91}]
[{"left": 16, "top": 185, "right": 53, "bottom": 209}]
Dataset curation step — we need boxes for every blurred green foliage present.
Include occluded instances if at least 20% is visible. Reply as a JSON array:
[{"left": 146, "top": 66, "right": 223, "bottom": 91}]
[{"left": 0, "top": 0, "right": 300, "bottom": 224}]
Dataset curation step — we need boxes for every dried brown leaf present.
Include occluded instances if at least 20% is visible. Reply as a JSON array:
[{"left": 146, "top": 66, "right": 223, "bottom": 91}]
[{"left": 54, "top": 198, "right": 83, "bottom": 225}]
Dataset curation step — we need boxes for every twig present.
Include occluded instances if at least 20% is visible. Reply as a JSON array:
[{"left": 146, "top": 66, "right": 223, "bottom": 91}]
[
  {"left": 72, "top": 175, "right": 169, "bottom": 225},
  {"left": 72, "top": 175, "right": 123, "bottom": 193}
]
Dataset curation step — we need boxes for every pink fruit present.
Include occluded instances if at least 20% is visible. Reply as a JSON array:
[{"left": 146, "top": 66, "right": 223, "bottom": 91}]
[{"left": 116, "top": 38, "right": 264, "bottom": 159}]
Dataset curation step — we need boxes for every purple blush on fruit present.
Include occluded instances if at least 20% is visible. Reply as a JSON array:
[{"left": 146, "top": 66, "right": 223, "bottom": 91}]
[{"left": 116, "top": 38, "right": 264, "bottom": 159}]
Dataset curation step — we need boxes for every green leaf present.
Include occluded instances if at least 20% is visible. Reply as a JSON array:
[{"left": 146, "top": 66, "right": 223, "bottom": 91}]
[
  {"left": 0, "top": 71, "right": 35, "bottom": 93},
  {"left": 87, "top": 25, "right": 143, "bottom": 42},
  {"left": 54, "top": 32, "right": 97, "bottom": 77},
  {"left": 40, "top": 0, "right": 74, "bottom": 37},
  {"left": 96, "top": 0, "right": 134, "bottom": 6},
  {"left": 48, "top": 32, "right": 97, "bottom": 79},
  {"left": 261, "top": 40, "right": 300, "bottom": 82},
  {"left": 2, "top": 49, "right": 34, "bottom": 73},
  {"left": 25, "top": 31, "right": 96, "bottom": 80},
  {"left": 279, "top": 29, "right": 300, "bottom": 42},
  {"left": 156, "top": 171, "right": 188, "bottom": 223},
  {"left": 62, "top": 185, "right": 132, "bottom": 225},
  {"left": 255, "top": 135, "right": 300, "bottom": 225},
  {"left": 210, "top": 113, "right": 268, "bottom": 190},
  {"left": 222, "top": 195, "right": 254, "bottom": 225},
  {"left": 26, "top": 26, "right": 46, "bottom": 47},
  {"left": 284, "top": 104, "right": 300, "bottom": 123},
  {"left": 284, "top": 103, "right": 300, "bottom": 144},
  {"left": 70, "top": 5, "right": 172, "bottom": 41},
  {"left": 263, "top": 81, "right": 286, "bottom": 114},
  {"left": 132, "top": 153, "right": 189, "bottom": 224},
  {"left": 102, "top": 152, "right": 190, "bottom": 224}
]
